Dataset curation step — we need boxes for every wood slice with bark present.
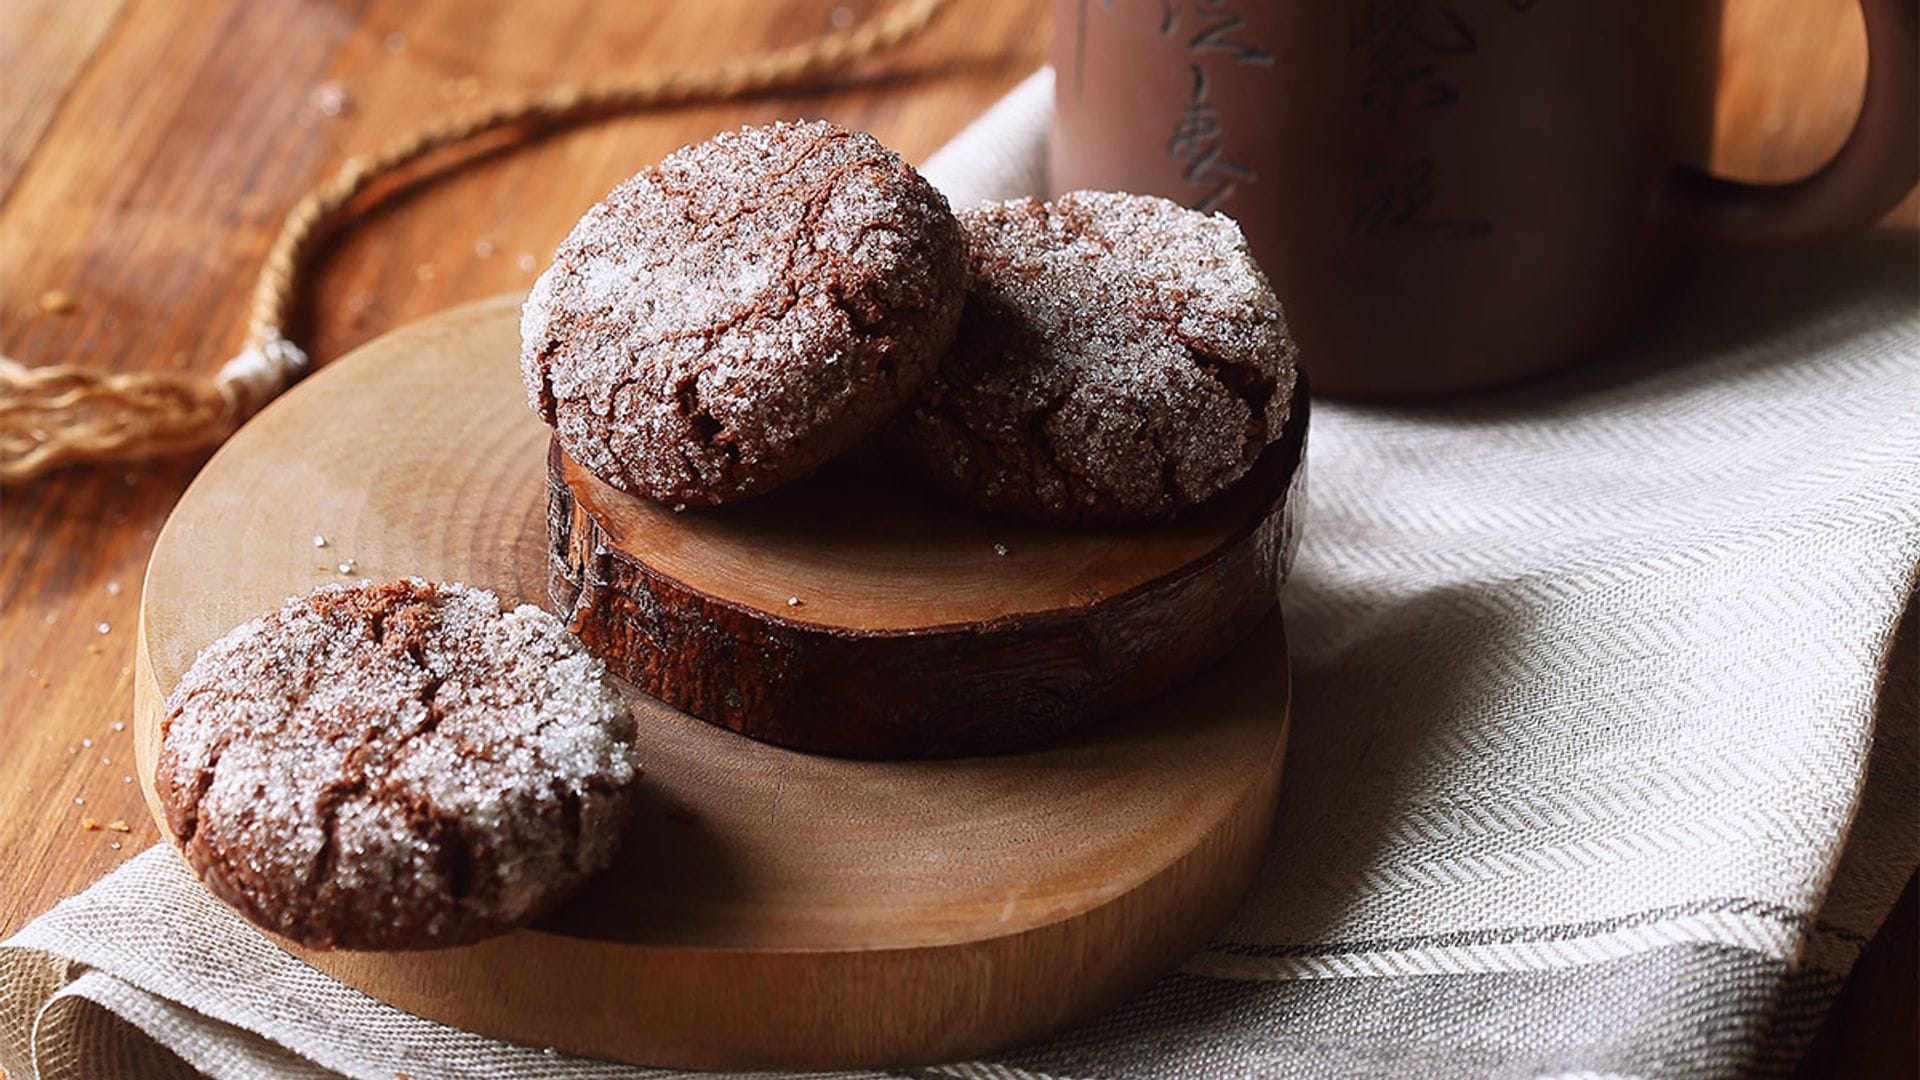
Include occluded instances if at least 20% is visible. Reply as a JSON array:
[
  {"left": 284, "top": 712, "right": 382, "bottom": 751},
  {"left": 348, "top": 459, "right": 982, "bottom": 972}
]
[{"left": 549, "top": 381, "right": 1309, "bottom": 757}]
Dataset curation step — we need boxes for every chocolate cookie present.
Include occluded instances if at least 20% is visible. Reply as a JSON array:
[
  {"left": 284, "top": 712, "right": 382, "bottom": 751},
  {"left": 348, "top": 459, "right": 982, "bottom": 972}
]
[
  {"left": 892, "top": 191, "right": 1298, "bottom": 523},
  {"left": 521, "top": 119, "right": 967, "bottom": 504},
  {"left": 156, "top": 580, "right": 639, "bottom": 951}
]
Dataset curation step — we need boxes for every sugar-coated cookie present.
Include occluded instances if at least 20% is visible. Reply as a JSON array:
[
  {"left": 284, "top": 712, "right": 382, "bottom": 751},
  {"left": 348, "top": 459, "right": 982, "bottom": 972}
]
[
  {"left": 893, "top": 191, "right": 1298, "bottom": 523},
  {"left": 157, "top": 580, "right": 638, "bottom": 951},
  {"left": 522, "top": 120, "right": 967, "bottom": 505}
]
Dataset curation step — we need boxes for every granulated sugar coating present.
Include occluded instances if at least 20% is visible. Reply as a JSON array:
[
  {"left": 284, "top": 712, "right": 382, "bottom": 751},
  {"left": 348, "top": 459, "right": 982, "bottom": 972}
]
[
  {"left": 893, "top": 192, "right": 1299, "bottom": 523},
  {"left": 155, "top": 580, "right": 639, "bottom": 951},
  {"left": 521, "top": 120, "right": 967, "bottom": 504}
]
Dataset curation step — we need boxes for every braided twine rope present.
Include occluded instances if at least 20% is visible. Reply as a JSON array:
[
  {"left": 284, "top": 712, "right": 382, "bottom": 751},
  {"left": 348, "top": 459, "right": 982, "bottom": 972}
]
[{"left": 0, "top": 0, "right": 948, "bottom": 483}]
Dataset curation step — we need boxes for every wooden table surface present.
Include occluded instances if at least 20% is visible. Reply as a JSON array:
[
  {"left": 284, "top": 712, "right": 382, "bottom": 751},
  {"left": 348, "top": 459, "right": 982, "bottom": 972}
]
[{"left": 0, "top": 1, "right": 1912, "bottom": 1076}]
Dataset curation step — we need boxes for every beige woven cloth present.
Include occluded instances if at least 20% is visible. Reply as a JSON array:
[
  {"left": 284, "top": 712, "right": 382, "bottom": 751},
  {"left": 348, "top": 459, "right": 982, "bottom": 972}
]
[{"left": 4, "top": 70, "right": 1917, "bottom": 1079}]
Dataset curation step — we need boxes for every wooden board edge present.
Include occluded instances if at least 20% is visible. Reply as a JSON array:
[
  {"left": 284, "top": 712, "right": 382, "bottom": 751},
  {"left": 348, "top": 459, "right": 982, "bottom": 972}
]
[{"left": 292, "top": 697, "right": 1290, "bottom": 1069}]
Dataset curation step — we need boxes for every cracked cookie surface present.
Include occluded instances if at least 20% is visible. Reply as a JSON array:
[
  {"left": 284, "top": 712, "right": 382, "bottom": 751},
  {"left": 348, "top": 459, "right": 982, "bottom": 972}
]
[
  {"left": 891, "top": 191, "right": 1298, "bottom": 523},
  {"left": 155, "top": 580, "right": 638, "bottom": 951},
  {"left": 520, "top": 119, "right": 967, "bottom": 504}
]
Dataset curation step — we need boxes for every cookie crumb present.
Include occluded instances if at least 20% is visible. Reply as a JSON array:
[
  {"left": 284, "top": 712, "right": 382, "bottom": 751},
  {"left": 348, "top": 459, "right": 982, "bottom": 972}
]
[
  {"left": 38, "top": 290, "right": 75, "bottom": 314},
  {"left": 106, "top": 819, "right": 131, "bottom": 833},
  {"left": 80, "top": 817, "right": 99, "bottom": 831}
]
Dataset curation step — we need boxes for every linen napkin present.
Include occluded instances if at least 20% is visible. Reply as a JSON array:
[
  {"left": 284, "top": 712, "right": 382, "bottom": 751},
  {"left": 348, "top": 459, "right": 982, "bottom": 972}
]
[{"left": 4, "top": 67, "right": 1916, "bottom": 1080}]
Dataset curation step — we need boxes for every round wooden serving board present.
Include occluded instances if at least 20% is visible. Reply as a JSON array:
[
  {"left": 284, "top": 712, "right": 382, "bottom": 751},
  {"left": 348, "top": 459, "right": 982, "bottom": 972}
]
[{"left": 133, "top": 295, "right": 1300, "bottom": 1070}]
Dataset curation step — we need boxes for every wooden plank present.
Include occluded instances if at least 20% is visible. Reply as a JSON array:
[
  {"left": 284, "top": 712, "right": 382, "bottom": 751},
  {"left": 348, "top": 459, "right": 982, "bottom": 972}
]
[
  {"left": 1715, "top": 0, "right": 1918, "bottom": 222},
  {"left": 0, "top": 0, "right": 128, "bottom": 201}
]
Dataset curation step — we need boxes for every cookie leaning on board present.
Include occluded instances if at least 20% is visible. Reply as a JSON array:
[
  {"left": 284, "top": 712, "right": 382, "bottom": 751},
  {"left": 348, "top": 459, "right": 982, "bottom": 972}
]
[
  {"left": 519, "top": 121, "right": 1299, "bottom": 523},
  {"left": 156, "top": 580, "right": 639, "bottom": 951}
]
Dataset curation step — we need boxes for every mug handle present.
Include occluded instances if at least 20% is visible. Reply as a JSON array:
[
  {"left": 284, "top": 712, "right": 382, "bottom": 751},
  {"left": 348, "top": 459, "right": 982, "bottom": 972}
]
[{"left": 1664, "top": 0, "right": 1918, "bottom": 246}]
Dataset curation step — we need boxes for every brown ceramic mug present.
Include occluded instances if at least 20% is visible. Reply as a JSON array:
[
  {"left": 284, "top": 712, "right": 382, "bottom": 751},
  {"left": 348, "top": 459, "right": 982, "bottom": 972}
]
[{"left": 1051, "top": 1, "right": 1920, "bottom": 398}]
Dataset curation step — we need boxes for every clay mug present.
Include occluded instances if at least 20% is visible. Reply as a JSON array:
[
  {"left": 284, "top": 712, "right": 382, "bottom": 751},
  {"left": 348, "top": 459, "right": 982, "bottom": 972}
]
[{"left": 1051, "top": 0, "right": 1920, "bottom": 397}]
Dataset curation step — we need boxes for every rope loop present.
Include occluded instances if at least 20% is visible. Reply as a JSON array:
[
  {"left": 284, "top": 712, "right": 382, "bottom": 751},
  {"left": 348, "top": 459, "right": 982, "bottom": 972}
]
[{"left": 0, "top": 0, "right": 946, "bottom": 483}]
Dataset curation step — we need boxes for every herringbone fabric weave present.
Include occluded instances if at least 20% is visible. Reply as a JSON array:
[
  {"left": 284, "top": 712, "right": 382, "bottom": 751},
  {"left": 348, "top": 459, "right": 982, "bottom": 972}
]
[{"left": 3, "top": 69, "right": 1915, "bottom": 1079}]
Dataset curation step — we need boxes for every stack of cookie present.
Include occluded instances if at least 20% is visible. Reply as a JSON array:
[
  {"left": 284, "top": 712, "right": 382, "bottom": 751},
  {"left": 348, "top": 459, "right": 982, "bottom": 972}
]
[{"left": 521, "top": 119, "right": 1299, "bottom": 523}]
